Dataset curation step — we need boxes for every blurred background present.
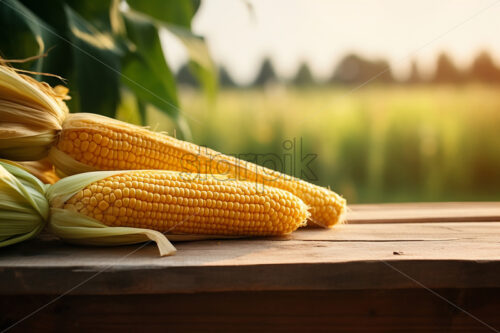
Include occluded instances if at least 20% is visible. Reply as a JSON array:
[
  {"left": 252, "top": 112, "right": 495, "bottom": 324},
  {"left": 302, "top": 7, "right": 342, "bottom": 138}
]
[
  {"left": 1, "top": 0, "right": 499, "bottom": 203},
  {"left": 170, "top": 0, "right": 500, "bottom": 203}
]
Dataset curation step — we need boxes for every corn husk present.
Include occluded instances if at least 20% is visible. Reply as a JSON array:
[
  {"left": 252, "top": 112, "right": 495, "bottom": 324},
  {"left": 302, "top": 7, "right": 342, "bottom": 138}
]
[
  {"left": 0, "top": 162, "right": 236, "bottom": 255},
  {"left": 0, "top": 64, "right": 69, "bottom": 160},
  {"left": 47, "top": 170, "right": 244, "bottom": 256},
  {"left": 48, "top": 112, "right": 158, "bottom": 176},
  {"left": 47, "top": 170, "right": 177, "bottom": 256},
  {"left": 48, "top": 145, "right": 99, "bottom": 178},
  {"left": 15, "top": 158, "right": 59, "bottom": 184},
  {"left": 0, "top": 160, "right": 49, "bottom": 247}
]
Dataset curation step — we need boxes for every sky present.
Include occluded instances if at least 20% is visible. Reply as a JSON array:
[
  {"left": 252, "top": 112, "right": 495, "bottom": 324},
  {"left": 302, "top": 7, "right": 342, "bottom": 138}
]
[{"left": 163, "top": 0, "right": 500, "bottom": 84}]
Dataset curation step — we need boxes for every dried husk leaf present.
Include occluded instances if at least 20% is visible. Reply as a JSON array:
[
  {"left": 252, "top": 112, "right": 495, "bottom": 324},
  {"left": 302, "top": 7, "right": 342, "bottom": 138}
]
[
  {"left": 16, "top": 158, "right": 59, "bottom": 184},
  {"left": 48, "top": 146, "right": 98, "bottom": 178},
  {"left": 0, "top": 123, "right": 55, "bottom": 160},
  {"left": 0, "top": 64, "right": 69, "bottom": 160}
]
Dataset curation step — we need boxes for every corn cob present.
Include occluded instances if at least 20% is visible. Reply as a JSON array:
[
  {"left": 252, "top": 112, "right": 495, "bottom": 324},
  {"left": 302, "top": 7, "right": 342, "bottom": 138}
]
[
  {"left": 53, "top": 170, "right": 308, "bottom": 236},
  {"left": 0, "top": 160, "right": 308, "bottom": 254},
  {"left": 49, "top": 113, "right": 345, "bottom": 227},
  {"left": 0, "top": 63, "right": 346, "bottom": 228}
]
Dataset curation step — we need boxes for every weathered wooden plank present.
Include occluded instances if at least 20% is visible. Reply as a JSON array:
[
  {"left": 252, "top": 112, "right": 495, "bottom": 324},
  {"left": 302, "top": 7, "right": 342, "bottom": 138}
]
[
  {"left": 288, "top": 222, "right": 500, "bottom": 241},
  {"left": 2, "top": 203, "right": 498, "bottom": 331},
  {"left": 2, "top": 260, "right": 500, "bottom": 295},
  {"left": 2, "top": 289, "right": 500, "bottom": 333},
  {"left": 347, "top": 202, "right": 500, "bottom": 223},
  {"left": 2, "top": 222, "right": 498, "bottom": 267},
  {"left": 0, "top": 222, "right": 498, "bottom": 294}
]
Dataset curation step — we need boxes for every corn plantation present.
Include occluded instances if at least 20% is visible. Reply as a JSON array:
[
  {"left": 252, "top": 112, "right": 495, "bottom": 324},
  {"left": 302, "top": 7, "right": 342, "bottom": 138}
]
[{"left": 135, "top": 85, "right": 500, "bottom": 204}]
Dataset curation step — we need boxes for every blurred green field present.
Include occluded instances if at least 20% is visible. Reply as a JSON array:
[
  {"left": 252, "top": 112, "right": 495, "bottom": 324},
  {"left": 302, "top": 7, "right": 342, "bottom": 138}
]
[{"left": 143, "top": 85, "right": 500, "bottom": 204}]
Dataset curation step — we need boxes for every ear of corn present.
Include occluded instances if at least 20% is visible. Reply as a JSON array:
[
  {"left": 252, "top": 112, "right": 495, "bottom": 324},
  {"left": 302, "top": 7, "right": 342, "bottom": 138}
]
[
  {"left": 0, "top": 63, "right": 346, "bottom": 228},
  {"left": 0, "top": 160, "right": 49, "bottom": 247},
  {"left": 0, "top": 165, "right": 306, "bottom": 256},
  {"left": 0, "top": 64, "right": 69, "bottom": 160},
  {"left": 45, "top": 169, "right": 176, "bottom": 256},
  {"left": 0, "top": 160, "right": 233, "bottom": 255},
  {"left": 0, "top": 162, "right": 175, "bottom": 255},
  {"left": 0, "top": 64, "right": 68, "bottom": 128},
  {"left": 0, "top": 159, "right": 309, "bottom": 255},
  {"left": 48, "top": 170, "right": 309, "bottom": 239},
  {"left": 51, "top": 113, "right": 346, "bottom": 227}
]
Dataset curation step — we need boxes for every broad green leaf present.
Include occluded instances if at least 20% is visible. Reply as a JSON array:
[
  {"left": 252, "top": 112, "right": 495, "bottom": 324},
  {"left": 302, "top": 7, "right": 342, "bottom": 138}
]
[
  {"left": 115, "top": 88, "right": 141, "bottom": 125},
  {"left": 126, "top": 0, "right": 200, "bottom": 28},
  {"left": 19, "top": 0, "right": 66, "bottom": 31},
  {"left": 0, "top": 0, "right": 59, "bottom": 75},
  {"left": 188, "top": 60, "right": 217, "bottom": 102},
  {"left": 121, "top": 10, "right": 179, "bottom": 120},
  {"left": 166, "top": 25, "right": 218, "bottom": 101},
  {"left": 136, "top": 98, "right": 147, "bottom": 124},
  {"left": 20, "top": 0, "right": 112, "bottom": 29},
  {"left": 124, "top": 7, "right": 218, "bottom": 101},
  {"left": 4, "top": 0, "right": 72, "bottom": 86},
  {"left": 16, "top": 0, "right": 114, "bottom": 83},
  {"left": 65, "top": 0, "right": 113, "bottom": 29},
  {"left": 65, "top": 5, "right": 122, "bottom": 117}
]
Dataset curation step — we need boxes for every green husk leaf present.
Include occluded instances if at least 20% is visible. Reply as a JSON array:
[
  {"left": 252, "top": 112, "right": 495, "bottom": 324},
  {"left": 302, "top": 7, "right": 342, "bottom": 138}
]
[
  {"left": 46, "top": 169, "right": 245, "bottom": 255},
  {"left": 47, "top": 169, "right": 176, "bottom": 256},
  {"left": 0, "top": 160, "right": 48, "bottom": 247},
  {"left": 48, "top": 146, "right": 99, "bottom": 178},
  {"left": 47, "top": 169, "right": 123, "bottom": 207},
  {"left": 49, "top": 208, "right": 176, "bottom": 256}
]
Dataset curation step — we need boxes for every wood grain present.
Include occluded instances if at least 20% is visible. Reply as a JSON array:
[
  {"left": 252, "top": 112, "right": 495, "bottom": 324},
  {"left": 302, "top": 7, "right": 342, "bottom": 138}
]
[
  {"left": 347, "top": 202, "right": 500, "bottom": 223},
  {"left": 0, "top": 221, "right": 498, "bottom": 295},
  {"left": 1, "top": 202, "right": 499, "bottom": 332},
  {"left": 2, "top": 290, "right": 499, "bottom": 333}
]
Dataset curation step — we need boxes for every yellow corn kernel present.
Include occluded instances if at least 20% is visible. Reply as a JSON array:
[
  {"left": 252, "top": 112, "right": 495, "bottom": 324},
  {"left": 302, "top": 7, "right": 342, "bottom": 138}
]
[
  {"left": 62, "top": 170, "right": 309, "bottom": 236},
  {"left": 52, "top": 113, "right": 346, "bottom": 227}
]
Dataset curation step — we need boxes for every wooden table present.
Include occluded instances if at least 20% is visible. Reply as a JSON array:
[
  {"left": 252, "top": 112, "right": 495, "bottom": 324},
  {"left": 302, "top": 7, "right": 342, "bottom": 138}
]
[{"left": 1, "top": 202, "right": 499, "bottom": 332}]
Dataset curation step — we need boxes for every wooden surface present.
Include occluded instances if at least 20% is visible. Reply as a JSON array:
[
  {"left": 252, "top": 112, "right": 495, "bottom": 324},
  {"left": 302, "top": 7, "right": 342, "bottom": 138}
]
[
  {"left": 1, "top": 202, "right": 499, "bottom": 332},
  {"left": 2, "top": 290, "right": 500, "bottom": 333},
  {"left": 347, "top": 202, "right": 500, "bottom": 223},
  {"left": 0, "top": 202, "right": 498, "bottom": 295}
]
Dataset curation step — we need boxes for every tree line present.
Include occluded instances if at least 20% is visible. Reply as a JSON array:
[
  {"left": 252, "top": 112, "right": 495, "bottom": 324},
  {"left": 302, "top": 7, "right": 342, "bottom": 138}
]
[{"left": 176, "top": 51, "right": 500, "bottom": 87}]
